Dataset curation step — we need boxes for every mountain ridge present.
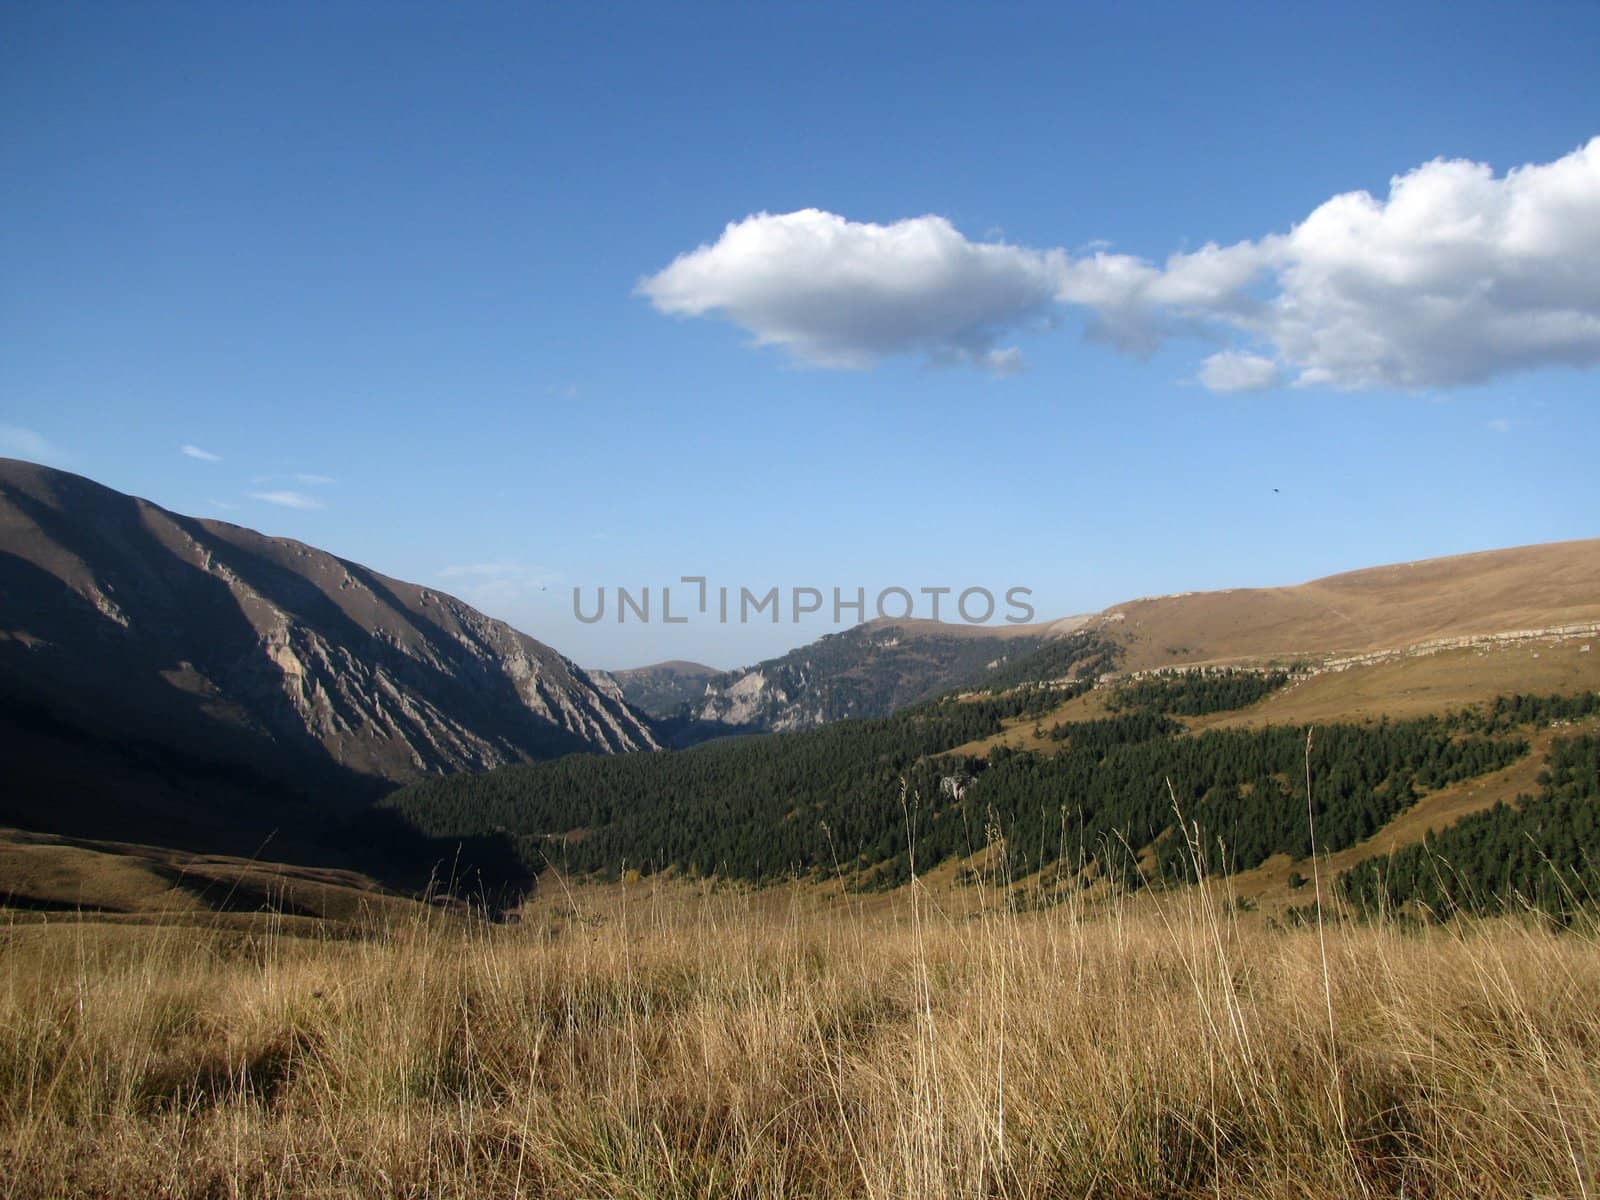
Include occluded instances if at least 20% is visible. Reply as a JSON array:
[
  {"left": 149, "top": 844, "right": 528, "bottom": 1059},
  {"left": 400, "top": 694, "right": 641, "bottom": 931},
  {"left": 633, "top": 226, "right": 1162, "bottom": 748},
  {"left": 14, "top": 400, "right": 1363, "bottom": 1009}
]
[
  {"left": 0, "top": 459, "right": 657, "bottom": 837},
  {"left": 626, "top": 618, "right": 1063, "bottom": 732}
]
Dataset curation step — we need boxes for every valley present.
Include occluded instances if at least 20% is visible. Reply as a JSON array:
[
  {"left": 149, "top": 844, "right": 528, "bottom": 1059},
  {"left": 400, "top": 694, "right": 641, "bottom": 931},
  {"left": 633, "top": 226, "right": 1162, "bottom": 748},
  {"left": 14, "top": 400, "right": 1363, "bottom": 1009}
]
[
  {"left": 9, "top": 17, "right": 1597, "bottom": 1195},
  {"left": 3, "top": 462, "right": 1597, "bottom": 1200},
  {"left": 4, "top": 458, "right": 1598, "bottom": 929}
]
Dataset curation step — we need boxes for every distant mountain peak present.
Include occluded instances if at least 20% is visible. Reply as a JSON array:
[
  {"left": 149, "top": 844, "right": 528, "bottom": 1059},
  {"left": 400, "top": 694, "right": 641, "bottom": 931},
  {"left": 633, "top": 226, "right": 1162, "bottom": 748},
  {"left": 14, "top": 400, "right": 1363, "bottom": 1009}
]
[{"left": 613, "top": 617, "right": 1060, "bottom": 734}]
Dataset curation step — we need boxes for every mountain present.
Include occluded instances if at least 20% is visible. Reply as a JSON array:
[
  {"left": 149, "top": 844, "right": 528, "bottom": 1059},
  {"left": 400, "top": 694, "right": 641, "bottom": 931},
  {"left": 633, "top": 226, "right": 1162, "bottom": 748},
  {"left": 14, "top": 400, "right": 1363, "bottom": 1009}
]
[
  {"left": 603, "top": 660, "right": 722, "bottom": 718},
  {"left": 637, "top": 617, "right": 1073, "bottom": 734},
  {"left": 0, "top": 459, "right": 656, "bottom": 848}
]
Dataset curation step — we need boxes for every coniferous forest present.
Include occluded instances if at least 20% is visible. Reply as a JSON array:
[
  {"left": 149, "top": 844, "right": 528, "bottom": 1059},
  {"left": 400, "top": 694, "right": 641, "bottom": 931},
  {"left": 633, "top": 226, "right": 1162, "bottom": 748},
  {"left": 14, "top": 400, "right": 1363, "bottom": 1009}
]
[
  {"left": 1341, "top": 733, "right": 1600, "bottom": 919},
  {"left": 377, "top": 672, "right": 1594, "bottom": 897}
]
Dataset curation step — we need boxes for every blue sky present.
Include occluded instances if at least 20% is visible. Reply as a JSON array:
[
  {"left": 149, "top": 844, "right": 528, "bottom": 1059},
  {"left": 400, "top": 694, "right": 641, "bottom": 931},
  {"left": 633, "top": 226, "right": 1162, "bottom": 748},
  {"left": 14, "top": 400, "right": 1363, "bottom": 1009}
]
[{"left": 3, "top": 1, "right": 1597, "bottom": 670}]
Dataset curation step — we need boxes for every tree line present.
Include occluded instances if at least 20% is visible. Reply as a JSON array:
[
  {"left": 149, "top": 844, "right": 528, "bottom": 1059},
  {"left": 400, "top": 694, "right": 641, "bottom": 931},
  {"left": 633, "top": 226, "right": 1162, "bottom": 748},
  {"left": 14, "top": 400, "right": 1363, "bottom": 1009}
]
[{"left": 1107, "top": 668, "right": 1292, "bottom": 716}]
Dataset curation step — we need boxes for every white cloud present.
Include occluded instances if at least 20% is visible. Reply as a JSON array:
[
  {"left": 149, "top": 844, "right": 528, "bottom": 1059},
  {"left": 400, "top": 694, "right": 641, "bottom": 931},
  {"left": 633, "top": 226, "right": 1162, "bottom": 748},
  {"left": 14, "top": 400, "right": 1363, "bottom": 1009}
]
[
  {"left": 180, "top": 444, "right": 222, "bottom": 462},
  {"left": 637, "top": 209, "right": 1060, "bottom": 373},
  {"left": 1259, "top": 138, "right": 1600, "bottom": 390},
  {"left": 1074, "top": 138, "right": 1600, "bottom": 390},
  {"left": 981, "top": 346, "right": 1025, "bottom": 376},
  {"left": 643, "top": 138, "right": 1600, "bottom": 392},
  {"left": 1055, "top": 241, "right": 1279, "bottom": 355},
  {"left": 0, "top": 424, "right": 70, "bottom": 466},
  {"left": 1197, "top": 350, "right": 1282, "bottom": 393},
  {"left": 249, "top": 490, "right": 324, "bottom": 510},
  {"left": 1487, "top": 417, "right": 1512, "bottom": 433},
  {"left": 438, "top": 562, "right": 528, "bottom": 579}
]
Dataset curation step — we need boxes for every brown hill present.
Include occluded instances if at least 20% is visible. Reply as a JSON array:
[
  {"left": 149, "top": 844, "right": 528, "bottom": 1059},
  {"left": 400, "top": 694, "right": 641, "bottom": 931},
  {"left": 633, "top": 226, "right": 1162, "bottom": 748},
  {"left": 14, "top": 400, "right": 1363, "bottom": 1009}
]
[
  {"left": 620, "top": 659, "right": 723, "bottom": 674},
  {"left": 942, "top": 539, "right": 1600, "bottom": 763},
  {"left": 1094, "top": 538, "right": 1600, "bottom": 672}
]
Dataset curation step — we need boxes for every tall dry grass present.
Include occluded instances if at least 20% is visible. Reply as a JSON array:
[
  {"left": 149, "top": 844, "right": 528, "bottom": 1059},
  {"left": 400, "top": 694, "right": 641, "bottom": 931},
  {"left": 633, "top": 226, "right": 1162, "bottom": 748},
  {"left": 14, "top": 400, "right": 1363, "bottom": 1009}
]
[{"left": 2, "top": 878, "right": 1597, "bottom": 1198}]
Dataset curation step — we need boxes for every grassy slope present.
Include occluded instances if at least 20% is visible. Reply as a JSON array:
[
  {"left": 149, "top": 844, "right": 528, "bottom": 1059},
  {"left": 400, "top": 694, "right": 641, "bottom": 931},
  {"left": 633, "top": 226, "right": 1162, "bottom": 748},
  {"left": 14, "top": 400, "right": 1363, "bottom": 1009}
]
[
  {"left": 5, "top": 543, "right": 1600, "bottom": 1195},
  {"left": 948, "top": 638, "right": 1600, "bottom": 757},
  {"left": 1200, "top": 639, "right": 1600, "bottom": 728}
]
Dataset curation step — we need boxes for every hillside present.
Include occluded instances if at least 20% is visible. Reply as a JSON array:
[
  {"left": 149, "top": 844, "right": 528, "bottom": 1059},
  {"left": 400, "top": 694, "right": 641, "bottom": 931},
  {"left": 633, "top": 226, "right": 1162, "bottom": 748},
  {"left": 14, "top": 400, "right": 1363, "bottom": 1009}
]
[
  {"left": 5, "top": 460, "right": 1596, "bottom": 917},
  {"left": 0, "top": 459, "right": 655, "bottom": 850},
  {"left": 0, "top": 825, "right": 430, "bottom": 931},
  {"left": 1093, "top": 538, "right": 1600, "bottom": 671}
]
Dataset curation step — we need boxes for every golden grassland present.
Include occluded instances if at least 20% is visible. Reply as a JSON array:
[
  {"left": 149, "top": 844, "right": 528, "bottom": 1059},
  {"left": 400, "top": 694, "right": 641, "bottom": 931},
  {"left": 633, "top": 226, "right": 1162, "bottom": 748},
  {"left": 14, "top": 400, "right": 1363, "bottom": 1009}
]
[{"left": 4, "top": 873, "right": 1599, "bottom": 1200}]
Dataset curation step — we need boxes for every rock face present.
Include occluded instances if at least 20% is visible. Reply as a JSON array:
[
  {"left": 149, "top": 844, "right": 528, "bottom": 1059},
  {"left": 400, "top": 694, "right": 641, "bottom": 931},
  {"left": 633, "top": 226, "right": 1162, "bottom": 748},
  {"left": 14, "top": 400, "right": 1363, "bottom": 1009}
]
[{"left": 0, "top": 459, "right": 657, "bottom": 802}]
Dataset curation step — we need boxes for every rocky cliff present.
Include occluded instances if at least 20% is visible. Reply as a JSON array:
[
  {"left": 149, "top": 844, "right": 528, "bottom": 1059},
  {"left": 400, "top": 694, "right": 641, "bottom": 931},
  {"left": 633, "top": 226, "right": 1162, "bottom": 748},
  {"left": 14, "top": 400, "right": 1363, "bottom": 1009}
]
[{"left": 0, "top": 459, "right": 656, "bottom": 807}]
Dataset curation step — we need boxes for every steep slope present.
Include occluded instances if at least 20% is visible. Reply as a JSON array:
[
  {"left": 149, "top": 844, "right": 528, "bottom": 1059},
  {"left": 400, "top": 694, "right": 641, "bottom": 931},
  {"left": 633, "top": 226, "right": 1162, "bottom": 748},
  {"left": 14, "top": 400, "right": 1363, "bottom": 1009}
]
[
  {"left": 0, "top": 459, "right": 657, "bottom": 829},
  {"left": 671, "top": 617, "right": 1059, "bottom": 732}
]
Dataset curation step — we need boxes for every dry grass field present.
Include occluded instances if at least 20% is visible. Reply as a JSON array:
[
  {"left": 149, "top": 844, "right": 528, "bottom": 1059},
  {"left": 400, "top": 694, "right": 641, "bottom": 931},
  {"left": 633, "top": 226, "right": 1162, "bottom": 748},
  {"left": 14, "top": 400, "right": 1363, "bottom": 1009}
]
[{"left": 4, "top": 875, "right": 1598, "bottom": 1199}]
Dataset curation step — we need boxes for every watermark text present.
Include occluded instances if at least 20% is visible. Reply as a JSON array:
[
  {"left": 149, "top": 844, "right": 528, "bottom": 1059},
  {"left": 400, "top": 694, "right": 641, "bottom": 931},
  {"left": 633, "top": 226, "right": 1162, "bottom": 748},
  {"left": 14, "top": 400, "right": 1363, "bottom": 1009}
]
[{"left": 573, "top": 578, "right": 1035, "bottom": 625}]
